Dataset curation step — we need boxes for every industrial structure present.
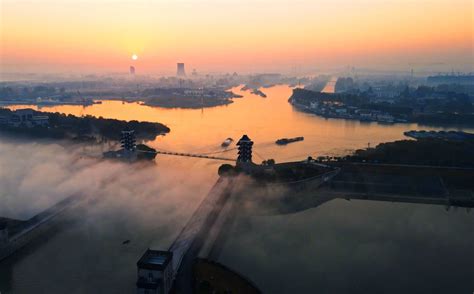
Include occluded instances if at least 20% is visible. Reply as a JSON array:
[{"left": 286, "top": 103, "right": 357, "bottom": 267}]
[
  {"left": 130, "top": 66, "right": 136, "bottom": 75},
  {"left": 177, "top": 63, "right": 186, "bottom": 77}
]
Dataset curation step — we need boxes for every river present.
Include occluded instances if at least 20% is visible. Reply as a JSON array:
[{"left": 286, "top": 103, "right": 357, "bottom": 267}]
[{"left": 1, "top": 85, "right": 473, "bottom": 293}]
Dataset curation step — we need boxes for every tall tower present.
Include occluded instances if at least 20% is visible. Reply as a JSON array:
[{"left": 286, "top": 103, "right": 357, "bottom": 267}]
[
  {"left": 121, "top": 130, "right": 136, "bottom": 152},
  {"left": 237, "top": 135, "right": 253, "bottom": 163},
  {"left": 177, "top": 63, "right": 186, "bottom": 76},
  {"left": 130, "top": 66, "right": 136, "bottom": 75}
]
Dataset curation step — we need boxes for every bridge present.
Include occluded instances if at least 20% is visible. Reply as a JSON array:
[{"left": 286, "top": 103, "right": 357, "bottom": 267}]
[{"left": 137, "top": 149, "right": 235, "bottom": 162}]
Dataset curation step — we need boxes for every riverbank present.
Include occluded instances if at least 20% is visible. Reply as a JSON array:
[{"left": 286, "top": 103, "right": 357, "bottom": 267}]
[
  {"left": 289, "top": 88, "right": 474, "bottom": 127},
  {"left": 0, "top": 108, "right": 170, "bottom": 142},
  {"left": 142, "top": 96, "right": 233, "bottom": 109}
]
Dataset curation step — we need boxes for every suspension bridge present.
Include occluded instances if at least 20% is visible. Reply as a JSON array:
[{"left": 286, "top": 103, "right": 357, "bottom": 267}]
[{"left": 136, "top": 149, "right": 236, "bottom": 162}]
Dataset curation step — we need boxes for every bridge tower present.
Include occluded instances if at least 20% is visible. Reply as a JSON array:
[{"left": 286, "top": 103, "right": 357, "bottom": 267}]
[
  {"left": 237, "top": 135, "right": 253, "bottom": 163},
  {"left": 121, "top": 130, "right": 136, "bottom": 152}
]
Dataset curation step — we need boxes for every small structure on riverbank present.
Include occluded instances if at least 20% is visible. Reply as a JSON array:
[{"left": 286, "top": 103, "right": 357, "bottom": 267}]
[
  {"left": 237, "top": 135, "right": 254, "bottom": 164},
  {"left": 103, "top": 130, "right": 157, "bottom": 162},
  {"left": 136, "top": 249, "right": 174, "bottom": 294}
]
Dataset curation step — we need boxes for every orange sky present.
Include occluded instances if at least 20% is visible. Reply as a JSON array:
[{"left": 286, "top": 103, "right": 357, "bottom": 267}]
[{"left": 1, "top": 0, "right": 473, "bottom": 74}]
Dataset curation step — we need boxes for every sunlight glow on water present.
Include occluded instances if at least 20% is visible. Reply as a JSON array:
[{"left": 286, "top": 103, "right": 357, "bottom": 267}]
[
  {"left": 3, "top": 85, "right": 473, "bottom": 294},
  {"left": 7, "top": 85, "right": 471, "bottom": 163}
]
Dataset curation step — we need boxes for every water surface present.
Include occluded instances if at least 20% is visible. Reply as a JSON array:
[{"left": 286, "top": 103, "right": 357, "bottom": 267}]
[{"left": 1, "top": 85, "right": 473, "bottom": 293}]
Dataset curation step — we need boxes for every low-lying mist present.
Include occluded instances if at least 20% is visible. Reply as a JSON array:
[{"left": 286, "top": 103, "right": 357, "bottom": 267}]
[
  {"left": 0, "top": 138, "right": 213, "bottom": 222},
  {"left": 0, "top": 137, "right": 222, "bottom": 293},
  {"left": 1, "top": 137, "right": 473, "bottom": 294}
]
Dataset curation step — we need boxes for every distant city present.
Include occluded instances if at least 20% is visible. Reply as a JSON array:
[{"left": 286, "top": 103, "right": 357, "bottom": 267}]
[{"left": 1, "top": 0, "right": 473, "bottom": 292}]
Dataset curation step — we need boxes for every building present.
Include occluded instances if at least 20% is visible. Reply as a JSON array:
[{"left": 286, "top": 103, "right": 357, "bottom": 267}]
[
  {"left": 177, "top": 63, "right": 186, "bottom": 77},
  {"left": 0, "top": 109, "right": 49, "bottom": 128},
  {"left": 183, "top": 88, "right": 204, "bottom": 96},
  {"left": 136, "top": 249, "right": 174, "bottom": 294},
  {"left": 130, "top": 66, "right": 136, "bottom": 75},
  {"left": 103, "top": 130, "right": 139, "bottom": 161},
  {"left": 121, "top": 130, "right": 136, "bottom": 152},
  {"left": 237, "top": 135, "right": 253, "bottom": 163}
]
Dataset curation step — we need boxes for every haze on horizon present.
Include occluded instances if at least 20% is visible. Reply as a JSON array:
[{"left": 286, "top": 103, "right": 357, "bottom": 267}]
[{"left": 0, "top": 0, "right": 473, "bottom": 75}]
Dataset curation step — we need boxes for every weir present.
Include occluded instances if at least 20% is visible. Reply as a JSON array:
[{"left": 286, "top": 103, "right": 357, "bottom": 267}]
[
  {"left": 170, "top": 177, "right": 235, "bottom": 292},
  {"left": 0, "top": 194, "right": 83, "bottom": 261},
  {"left": 135, "top": 177, "right": 236, "bottom": 294}
]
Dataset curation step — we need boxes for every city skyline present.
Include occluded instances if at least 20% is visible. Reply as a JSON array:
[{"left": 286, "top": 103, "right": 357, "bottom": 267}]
[{"left": 1, "top": 0, "right": 473, "bottom": 75}]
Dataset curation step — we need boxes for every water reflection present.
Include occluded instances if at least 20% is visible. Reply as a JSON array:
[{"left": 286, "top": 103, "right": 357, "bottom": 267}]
[
  {"left": 2, "top": 85, "right": 473, "bottom": 293},
  {"left": 6, "top": 85, "right": 471, "bottom": 162}
]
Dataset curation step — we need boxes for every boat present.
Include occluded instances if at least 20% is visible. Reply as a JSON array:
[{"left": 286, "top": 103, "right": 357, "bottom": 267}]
[
  {"left": 221, "top": 137, "right": 234, "bottom": 147},
  {"left": 251, "top": 89, "right": 267, "bottom": 98},
  {"left": 275, "top": 136, "right": 304, "bottom": 145}
]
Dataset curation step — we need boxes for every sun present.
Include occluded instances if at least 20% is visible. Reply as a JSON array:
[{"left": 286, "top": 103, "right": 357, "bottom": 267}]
[{"left": 131, "top": 54, "right": 138, "bottom": 61}]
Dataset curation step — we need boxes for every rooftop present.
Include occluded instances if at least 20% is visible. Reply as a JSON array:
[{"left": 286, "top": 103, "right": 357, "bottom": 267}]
[{"left": 137, "top": 249, "right": 173, "bottom": 270}]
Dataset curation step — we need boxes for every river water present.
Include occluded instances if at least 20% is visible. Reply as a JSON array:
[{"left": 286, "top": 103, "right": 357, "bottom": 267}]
[
  {"left": 7, "top": 85, "right": 471, "bottom": 161},
  {"left": 1, "top": 85, "right": 473, "bottom": 293}
]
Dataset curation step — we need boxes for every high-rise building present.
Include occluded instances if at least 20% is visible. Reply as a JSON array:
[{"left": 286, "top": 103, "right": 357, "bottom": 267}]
[
  {"left": 130, "top": 66, "right": 136, "bottom": 75},
  {"left": 177, "top": 63, "right": 186, "bottom": 76}
]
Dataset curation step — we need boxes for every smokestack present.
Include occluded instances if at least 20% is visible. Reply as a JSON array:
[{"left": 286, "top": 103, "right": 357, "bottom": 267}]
[{"left": 177, "top": 63, "right": 186, "bottom": 77}]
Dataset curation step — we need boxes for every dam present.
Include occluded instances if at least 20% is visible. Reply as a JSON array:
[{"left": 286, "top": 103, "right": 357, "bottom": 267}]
[{"left": 0, "top": 194, "right": 83, "bottom": 262}]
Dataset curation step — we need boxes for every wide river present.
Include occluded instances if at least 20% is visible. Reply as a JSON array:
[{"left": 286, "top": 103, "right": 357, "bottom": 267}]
[{"left": 1, "top": 85, "right": 473, "bottom": 293}]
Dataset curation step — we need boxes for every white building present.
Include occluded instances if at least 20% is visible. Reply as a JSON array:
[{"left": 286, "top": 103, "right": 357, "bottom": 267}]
[
  {"left": 309, "top": 101, "right": 319, "bottom": 109},
  {"left": 136, "top": 250, "right": 174, "bottom": 294},
  {"left": 184, "top": 88, "right": 204, "bottom": 96}
]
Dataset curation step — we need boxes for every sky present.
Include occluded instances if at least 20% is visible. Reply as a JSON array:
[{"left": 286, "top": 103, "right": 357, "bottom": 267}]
[{"left": 0, "top": 0, "right": 473, "bottom": 75}]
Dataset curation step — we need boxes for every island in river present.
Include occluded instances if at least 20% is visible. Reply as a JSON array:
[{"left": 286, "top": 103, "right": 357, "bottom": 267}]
[
  {"left": 0, "top": 107, "right": 170, "bottom": 142},
  {"left": 140, "top": 88, "right": 242, "bottom": 109}
]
